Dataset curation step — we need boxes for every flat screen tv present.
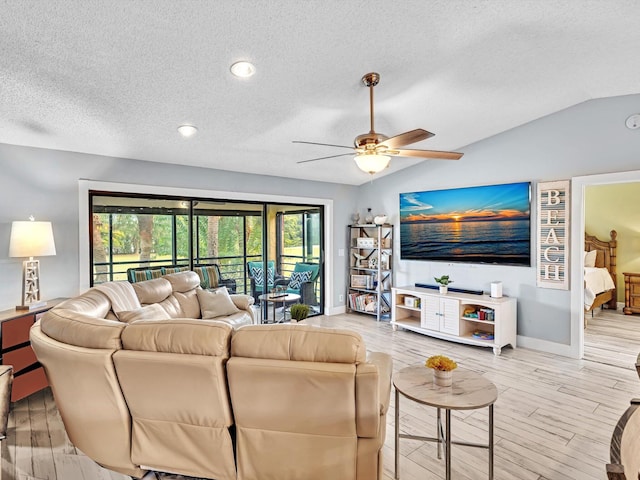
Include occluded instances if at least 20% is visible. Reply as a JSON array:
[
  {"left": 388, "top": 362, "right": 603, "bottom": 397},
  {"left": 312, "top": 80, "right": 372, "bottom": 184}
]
[{"left": 400, "top": 182, "right": 531, "bottom": 266}]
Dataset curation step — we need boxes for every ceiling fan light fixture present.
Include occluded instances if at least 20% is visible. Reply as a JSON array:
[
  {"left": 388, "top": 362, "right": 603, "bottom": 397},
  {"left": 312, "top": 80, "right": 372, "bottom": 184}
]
[
  {"left": 354, "top": 153, "right": 391, "bottom": 174},
  {"left": 177, "top": 124, "right": 198, "bottom": 138},
  {"left": 230, "top": 61, "right": 255, "bottom": 78}
]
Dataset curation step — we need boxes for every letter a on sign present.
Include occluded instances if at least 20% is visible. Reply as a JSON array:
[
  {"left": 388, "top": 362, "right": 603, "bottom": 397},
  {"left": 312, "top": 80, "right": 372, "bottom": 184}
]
[{"left": 537, "top": 180, "right": 570, "bottom": 290}]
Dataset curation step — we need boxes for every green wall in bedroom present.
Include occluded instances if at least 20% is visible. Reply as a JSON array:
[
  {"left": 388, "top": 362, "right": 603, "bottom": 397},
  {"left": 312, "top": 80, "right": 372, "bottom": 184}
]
[{"left": 585, "top": 182, "right": 640, "bottom": 303}]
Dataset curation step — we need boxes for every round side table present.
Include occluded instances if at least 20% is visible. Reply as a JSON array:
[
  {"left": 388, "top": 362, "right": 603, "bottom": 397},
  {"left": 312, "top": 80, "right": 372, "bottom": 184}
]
[
  {"left": 258, "top": 293, "right": 301, "bottom": 323},
  {"left": 393, "top": 365, "right": 498, "bottom": 480}
]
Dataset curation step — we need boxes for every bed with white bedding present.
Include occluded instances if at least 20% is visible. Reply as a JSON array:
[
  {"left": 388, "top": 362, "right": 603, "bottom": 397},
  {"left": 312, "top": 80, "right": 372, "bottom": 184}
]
[{"left": 584, "top": 266, "right": 616, "bottom": 310}]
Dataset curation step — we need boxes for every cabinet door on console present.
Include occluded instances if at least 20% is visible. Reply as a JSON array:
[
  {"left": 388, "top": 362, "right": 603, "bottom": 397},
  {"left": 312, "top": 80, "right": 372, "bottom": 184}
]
[
  {"left": 422, "top": 296, "right": 440, "bottom": 330},
  {"left": 439, "top": 298, "right": 460, "bottom": 335}
]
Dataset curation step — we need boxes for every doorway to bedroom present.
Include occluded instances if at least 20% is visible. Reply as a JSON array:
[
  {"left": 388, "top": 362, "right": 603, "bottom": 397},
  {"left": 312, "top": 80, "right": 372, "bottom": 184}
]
[{"left": 577, "top": 176, "right": 640, "bottom": 362}]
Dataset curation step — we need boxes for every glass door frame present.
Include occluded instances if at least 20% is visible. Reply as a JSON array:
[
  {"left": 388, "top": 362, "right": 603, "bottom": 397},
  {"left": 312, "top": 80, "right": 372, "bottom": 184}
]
[{"left": 87, "top": 189, "right": 325, "bottom": 317}]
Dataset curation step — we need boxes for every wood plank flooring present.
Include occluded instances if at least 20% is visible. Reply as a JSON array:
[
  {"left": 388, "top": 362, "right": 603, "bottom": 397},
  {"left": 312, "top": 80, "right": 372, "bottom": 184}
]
[{"left": 2, "top": 308, "right": 639, "bottom": 480}]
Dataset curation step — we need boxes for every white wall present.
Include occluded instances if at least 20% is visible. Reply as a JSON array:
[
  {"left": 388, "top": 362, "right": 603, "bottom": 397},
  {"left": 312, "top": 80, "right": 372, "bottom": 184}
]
[
  {"left": 0, "top": 145, "right": 358, "bottom": 311},
  {"left": 357, "top": 93, "right": 640, "bottom": 350}
]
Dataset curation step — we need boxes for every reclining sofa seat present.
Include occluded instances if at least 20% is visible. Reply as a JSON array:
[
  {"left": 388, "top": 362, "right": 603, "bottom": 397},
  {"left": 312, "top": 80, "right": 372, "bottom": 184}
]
[{"left": 227, "top": 324, "right": 392, "bottom": 480}]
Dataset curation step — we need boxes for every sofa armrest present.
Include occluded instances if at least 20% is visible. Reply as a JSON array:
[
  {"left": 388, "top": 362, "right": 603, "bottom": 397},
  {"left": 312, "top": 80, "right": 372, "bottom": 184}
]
[
  {"left": 230, "top": 294, "right": 254, "bottom": 311},
  {"left": 367, "top": 351, "right": 393, "bottom": 415},
  {"left": 229, "top": 294, "right": 255, "bottom": 324}
]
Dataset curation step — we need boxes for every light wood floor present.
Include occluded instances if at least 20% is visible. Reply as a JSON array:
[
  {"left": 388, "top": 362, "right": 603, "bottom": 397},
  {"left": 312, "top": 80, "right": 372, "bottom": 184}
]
[{"left": 2, "top": 308, "right": 639, "bottom": 480}]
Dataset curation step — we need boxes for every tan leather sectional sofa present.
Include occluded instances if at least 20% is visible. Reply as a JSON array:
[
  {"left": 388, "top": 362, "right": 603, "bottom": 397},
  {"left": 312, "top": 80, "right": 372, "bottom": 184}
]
[{"left": 30, "top": 271, "right": 393, "bottom": 480}]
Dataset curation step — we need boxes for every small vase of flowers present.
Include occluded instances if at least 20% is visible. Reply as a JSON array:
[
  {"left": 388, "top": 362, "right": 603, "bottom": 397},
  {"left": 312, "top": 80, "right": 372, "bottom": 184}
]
[
  {"left": 425, "top": 355, "right": 458, "bottom": 387},
  {"left": 434, "top": 275, "right": 453, "bottom": 295}
]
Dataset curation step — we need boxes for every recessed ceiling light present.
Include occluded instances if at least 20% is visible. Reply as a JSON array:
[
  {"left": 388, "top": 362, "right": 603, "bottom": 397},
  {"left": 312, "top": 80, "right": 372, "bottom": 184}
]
[
  {"left": 177, "top": 124, "right": 198, "bottom": 138},
  {"left": 230, "top": 61, "right": 255, "bottom": 78}
]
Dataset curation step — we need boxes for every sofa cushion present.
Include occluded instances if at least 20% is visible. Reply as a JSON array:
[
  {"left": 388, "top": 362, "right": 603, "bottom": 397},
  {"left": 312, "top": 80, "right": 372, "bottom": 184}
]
[
  {"left": 197, "top": 287, "right": 240, "bottom": 319},
  {"left": 218, "top": 311, "right": 253, "bottom": 329},
  {"left": 95, "top": 282, "right": 142, "bottom": 316},
  {"left": 229, "top": 294, "right": 255, "bottom": 311},
  {"left": 55, "top": 289, "right": 111, "bottom": 318},
  {"left": 163, "top": 271, "right": 201, "bottom": 292},
  {"left": 118, "top": 304, "right": 171, "bottom": 323},
  {"left": 41, "top": 309, "right": 126, "bottom": 350},
  {"left": 132, "top": 277, "right": 173, "bottom": 304},
  {"left": 121, "top": 319, "right": 232, "bottom": 356},
  {"left": 231, "top": 324, "right": 366, "bottom": 364},
  {"left": 173, "top": 289, "right": 202, "bottom": 319}
]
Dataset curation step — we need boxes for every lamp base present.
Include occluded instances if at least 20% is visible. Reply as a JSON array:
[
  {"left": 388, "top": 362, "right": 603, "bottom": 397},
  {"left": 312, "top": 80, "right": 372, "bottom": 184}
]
[{"left": 16, "top": 301, "right": 47, "bottom": 311}]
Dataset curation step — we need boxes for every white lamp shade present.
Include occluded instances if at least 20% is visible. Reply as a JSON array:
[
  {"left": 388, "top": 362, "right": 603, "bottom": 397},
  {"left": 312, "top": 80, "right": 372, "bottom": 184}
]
[
  {"left": 354, "top": 154, "right": 391, "bottom": 174},
  {"left": 9, "top": 221, "right": 57, "bottom": 258}
]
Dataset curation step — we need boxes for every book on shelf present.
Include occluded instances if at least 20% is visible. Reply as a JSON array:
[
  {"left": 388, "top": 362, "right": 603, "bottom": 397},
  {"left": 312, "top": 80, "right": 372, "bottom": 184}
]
[{"left": 348, "top": 293, "right": 390, "bottom": 313}]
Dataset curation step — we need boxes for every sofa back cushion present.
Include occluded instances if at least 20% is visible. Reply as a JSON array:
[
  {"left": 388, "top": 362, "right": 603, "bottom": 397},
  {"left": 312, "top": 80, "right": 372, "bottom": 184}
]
[
  {"left": 118, "top": 304, "right": 171, "bottom": 323},
  {"left": 55, "top": 288, "right": 112, "bottom": 318},
  {"left": 40, "top": 309, "right": 126, "bottom": 350},
  {"left": 227, "top": 325, "right": 369, "bottom": 480},
  {"left": 94, "top": 281, "right": 142, "bottom": 316},
  {"left": 230, "top": 324, "right": 366, "bottom": 363},
  {"left": 121, "top": 319, "right": 232, "bottom": 356},
  {"left": 163, "top": 271, "right": 201, "bottom": 292},
  {"left": 132, "top": 277, "right": 173, "bottom": 304},
  {"left": 113, "top": 319, "right": 236, "bottom": 479}
]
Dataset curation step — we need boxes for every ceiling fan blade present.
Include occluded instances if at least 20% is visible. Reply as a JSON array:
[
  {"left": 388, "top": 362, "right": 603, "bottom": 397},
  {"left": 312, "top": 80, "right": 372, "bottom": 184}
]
[
  {"left": 379, "top": 129, "right": 435, "bottom": 149},
  {"left": 297, "top": 152, "right": 355, "bottom": 164},
  {"left": 292, "top": 140, "right": 353, "bottom": 149},
  {"left": 393, "top": 149, "right": 463, "bottom": 160}
]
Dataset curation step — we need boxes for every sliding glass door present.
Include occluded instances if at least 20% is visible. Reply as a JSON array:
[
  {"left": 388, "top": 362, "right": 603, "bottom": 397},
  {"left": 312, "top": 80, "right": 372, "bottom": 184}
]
[{"left": 90, "top": 193, "right": 324, "bottom": 316}]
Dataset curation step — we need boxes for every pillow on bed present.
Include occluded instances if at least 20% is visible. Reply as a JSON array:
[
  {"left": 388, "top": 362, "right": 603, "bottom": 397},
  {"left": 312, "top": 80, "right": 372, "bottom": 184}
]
[{"left": 584, "top": 250, "right": 597, "bottom": 268}]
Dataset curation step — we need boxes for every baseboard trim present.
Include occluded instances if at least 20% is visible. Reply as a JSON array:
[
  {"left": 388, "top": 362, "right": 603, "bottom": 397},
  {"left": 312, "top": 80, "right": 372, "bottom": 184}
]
[
  {"left": 326, "top": 306, "right": 346, "bottom": 316},
  {"left": 516, "top": 335, "right": 574, "bottom": 357}
]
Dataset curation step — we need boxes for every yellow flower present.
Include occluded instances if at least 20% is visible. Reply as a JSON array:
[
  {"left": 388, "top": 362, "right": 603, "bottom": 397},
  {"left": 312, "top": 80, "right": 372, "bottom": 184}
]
[{"left": 425, "top": 355, "right": 458, "bottom": 371}]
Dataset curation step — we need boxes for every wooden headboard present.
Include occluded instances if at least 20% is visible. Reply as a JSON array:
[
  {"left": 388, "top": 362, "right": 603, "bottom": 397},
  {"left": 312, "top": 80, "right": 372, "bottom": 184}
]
[
  {"left": 584, "top": 229, "right": 617, "bottom": 310},
  {"left": 585, "top": 229, "right": 617, "bottom": 274}
]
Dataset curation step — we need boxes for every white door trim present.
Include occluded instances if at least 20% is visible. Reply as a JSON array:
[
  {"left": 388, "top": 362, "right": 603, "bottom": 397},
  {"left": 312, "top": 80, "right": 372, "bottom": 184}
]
[{"left": 570, "top": 169, "right": 640, "bottom": 358}]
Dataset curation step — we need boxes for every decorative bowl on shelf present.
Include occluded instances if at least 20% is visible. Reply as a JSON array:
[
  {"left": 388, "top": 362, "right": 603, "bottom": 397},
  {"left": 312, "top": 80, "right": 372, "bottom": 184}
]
[{"left": 374, "top": 215, "right": 388, "bottom": 225}]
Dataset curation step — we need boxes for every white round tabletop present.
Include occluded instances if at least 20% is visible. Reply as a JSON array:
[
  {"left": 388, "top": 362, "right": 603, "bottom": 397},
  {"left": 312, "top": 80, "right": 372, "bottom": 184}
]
[{"left": 393, "top": 364, "right": 498, "bottom": 410}]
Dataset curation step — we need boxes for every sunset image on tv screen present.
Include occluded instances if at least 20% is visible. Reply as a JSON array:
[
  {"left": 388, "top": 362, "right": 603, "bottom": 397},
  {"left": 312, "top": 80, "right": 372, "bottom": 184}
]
[{"left": 399, "top": 182, "right": 531, "bottom": 266}]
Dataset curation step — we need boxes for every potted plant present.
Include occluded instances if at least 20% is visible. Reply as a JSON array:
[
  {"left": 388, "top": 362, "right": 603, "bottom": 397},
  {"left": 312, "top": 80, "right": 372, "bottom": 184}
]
[
  {"left": 425, "top": 355, "right": 458, "bottom": 386},
  {"left": 434, "top": 275, "right": 453, "bottom": 294},
  {"left": 289, "top": 303, "right": 310, "bottom": 323}
]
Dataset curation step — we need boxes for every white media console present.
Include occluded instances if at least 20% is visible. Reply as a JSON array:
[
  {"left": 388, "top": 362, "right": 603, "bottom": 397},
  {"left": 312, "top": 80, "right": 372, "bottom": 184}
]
[{"left": 391, "top": 286, "right": 517, "bottom": 355}]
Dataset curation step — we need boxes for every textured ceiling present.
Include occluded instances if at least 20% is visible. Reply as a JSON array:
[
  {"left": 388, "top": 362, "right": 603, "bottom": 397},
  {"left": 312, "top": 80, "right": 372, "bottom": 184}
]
[{"left": 1, "top": 1, "right": 639, "bottom": 185}]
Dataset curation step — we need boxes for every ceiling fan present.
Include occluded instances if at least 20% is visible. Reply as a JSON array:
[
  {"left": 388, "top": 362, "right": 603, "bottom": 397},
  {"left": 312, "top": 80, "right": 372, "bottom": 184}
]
[{"left": 294, "top": 72, "right": 463, "bottom": 175}]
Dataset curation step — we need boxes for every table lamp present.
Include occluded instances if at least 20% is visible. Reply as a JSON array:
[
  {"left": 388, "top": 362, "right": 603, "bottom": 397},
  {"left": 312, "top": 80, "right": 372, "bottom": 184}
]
[{"left": 9, "top": 216, "right": 56, "bottom": 310}]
